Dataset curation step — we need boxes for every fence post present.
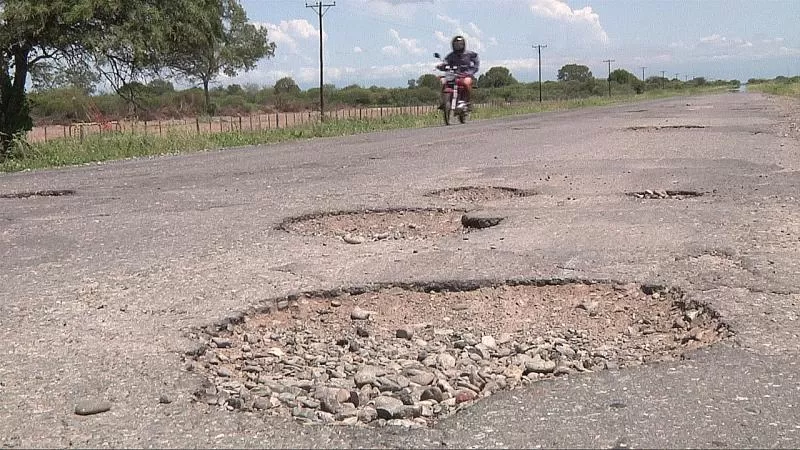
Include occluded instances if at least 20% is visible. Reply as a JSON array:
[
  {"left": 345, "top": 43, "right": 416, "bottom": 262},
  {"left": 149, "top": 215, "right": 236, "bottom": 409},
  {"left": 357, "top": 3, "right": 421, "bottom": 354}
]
[
  {"left": 196, "top": 117, "right": 200, "bottom": 134},
  {"left": 44, "top": 126, "right": 47, "bottom": 142},
  {"left": 158, "top": 120, "right": 162, "bottom": 136},
  {"left": 239, "top": 116, "right": 243, "bottom": 131},
  {"left": 276, "top": 113, "right": 280, "bottom": 128},
  {"left": 249, "top": 115, "right": 253, "bottom": 131},
  {"left": 144, "top": 120, "right": 147, "bottom": 135},
  {"left": 79, "top": 125, "right": 84, "bottom": 143},
  {"left": 380, "top": 107, "right": 383, "bottom": 118}
]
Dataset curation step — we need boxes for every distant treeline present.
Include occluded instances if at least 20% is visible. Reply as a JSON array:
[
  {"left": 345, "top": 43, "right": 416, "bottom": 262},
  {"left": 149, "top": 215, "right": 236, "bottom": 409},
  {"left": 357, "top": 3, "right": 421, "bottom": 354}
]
[{"left": 29, "top": 65, "right": 741, "bottom": 125}]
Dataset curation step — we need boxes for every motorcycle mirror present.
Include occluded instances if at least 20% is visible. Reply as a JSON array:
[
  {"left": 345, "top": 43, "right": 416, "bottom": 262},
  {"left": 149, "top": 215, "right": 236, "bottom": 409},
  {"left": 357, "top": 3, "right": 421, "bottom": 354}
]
[{"left": 433, "top": 52, "right": 440, "bottom": 59}]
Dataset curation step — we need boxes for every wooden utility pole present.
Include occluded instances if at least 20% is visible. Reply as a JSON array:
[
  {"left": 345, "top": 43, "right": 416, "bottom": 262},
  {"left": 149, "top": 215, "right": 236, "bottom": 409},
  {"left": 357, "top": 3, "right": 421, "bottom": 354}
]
[
  {"left": 306, "top": 1, "right": 336, "bottom": 121},
  {"left": 603, "top": 59, "right": 615, "bottom": 96},
  {"left": 533, "top": 44, "right": 547, "bottom": 102}
]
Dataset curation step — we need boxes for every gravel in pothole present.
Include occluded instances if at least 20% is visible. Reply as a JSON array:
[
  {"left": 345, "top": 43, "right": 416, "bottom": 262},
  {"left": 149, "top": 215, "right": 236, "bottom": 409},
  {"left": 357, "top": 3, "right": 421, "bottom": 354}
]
[
  {"left": 187, "top": 282, "right": 728, "bottom": 428},
  {"left": 628, "top": 190, "right": 704, "bottom": 200},
  {"left": 279, "top": 209, "right": 465, "bottom": 243},
  {"left": 425, "top": 186, "right": 533, "bottom": 203}
]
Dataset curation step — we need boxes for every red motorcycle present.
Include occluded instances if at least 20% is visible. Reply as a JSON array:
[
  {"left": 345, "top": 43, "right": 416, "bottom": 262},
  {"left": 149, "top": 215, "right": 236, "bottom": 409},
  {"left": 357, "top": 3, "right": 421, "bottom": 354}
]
[{"left": 434, "top": 52, "right": 469, "bottom": 125}]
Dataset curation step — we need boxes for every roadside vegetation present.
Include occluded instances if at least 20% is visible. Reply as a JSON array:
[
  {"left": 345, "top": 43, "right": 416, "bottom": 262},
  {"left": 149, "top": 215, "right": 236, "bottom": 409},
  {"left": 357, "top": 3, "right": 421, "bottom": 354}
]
[
  {"left": 3, "top": 84, "right": 734, "bottom": 173},
  {"left": 0, "top": 1, "right": 742, "bottom": 172},
  {"left": 747, "top": 76, "right": 800, "bottom": 97}
]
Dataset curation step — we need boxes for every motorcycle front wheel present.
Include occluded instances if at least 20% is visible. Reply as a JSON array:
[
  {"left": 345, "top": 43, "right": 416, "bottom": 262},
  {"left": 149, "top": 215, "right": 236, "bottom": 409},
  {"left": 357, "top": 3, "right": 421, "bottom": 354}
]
[{"left": 442, "top": 93, "right": 452, "bottom": 126}]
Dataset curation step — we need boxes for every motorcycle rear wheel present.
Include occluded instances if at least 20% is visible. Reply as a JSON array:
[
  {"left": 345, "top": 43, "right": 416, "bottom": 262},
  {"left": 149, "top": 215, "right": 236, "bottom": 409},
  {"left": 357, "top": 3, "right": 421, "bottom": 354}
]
[{"left": 442, "top": 93, "right": 452, "bottom": 126}]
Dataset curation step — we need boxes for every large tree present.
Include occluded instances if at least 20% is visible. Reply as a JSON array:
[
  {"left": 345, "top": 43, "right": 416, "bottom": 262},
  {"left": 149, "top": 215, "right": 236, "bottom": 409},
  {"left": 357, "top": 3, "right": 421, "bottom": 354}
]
[
  {"left": 0, "top": 0, "right": 205, "bottom": 157},
  {"left": 417, "top": 74, "right": 441, "bottom": 91},
  {"left": 557, "top": 64, "right": 593, "bottom": 83},
  {"left": 166, "top": 0, "right": 276, "bottom": 113},
  {"left": 477, "top": 66, "right": 518, "bottom": 88},
  {"left": 0, "top": 0, "right": 272, "bottom": 158}
]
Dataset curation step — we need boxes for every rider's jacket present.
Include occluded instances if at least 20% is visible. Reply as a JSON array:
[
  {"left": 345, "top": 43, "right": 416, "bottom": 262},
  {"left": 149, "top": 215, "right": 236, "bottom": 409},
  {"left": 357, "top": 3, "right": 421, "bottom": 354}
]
[{"left": 442, "top": 51, "right": 480, "bottom": 76}]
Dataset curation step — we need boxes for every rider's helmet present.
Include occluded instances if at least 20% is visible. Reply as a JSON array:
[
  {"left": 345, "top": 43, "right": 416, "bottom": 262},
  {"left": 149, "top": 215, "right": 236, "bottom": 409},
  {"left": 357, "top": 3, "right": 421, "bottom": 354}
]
[{"left": 451, "top": 36, "right": 466, "bottom": 54}]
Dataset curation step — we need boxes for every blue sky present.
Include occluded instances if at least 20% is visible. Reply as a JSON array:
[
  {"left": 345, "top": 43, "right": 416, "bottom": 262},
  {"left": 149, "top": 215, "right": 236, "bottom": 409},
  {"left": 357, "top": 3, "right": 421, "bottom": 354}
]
[{"left": 226, "top": 0, "right": 800, "bottom": 89}]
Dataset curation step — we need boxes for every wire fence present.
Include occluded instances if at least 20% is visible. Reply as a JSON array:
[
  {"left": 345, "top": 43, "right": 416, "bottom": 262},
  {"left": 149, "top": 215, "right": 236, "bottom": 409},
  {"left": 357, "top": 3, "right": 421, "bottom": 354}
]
[{"left": 26, "top": 104, "right": 449, "bottom": 144}]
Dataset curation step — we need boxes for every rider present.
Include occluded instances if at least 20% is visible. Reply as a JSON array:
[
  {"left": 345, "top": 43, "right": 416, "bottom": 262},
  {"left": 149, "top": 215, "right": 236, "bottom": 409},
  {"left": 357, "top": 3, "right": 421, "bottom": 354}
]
[{"left": 437, "top": 35, "right": 480, "bottom": 110}]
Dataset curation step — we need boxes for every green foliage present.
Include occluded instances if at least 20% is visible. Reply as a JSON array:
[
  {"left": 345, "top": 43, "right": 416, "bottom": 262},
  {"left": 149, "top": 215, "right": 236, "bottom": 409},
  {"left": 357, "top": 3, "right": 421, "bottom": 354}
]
[
  {"left": 166, "top": 0, "right": 276, "bottom": 113},
  {"left": 557, "top": 64, "right": 593, "bottom": 82},
  {"left": 477, "top": 66, "right": 518, "bottom": 88},
  {"left": 0, "top": 0, "right": 270, "bottom": 159},
  {"left": 417, "top": 74, "right": 441, "bottom": 91},
  {"left": 274, "top": 77, "right": 301, "bottom": 95}
]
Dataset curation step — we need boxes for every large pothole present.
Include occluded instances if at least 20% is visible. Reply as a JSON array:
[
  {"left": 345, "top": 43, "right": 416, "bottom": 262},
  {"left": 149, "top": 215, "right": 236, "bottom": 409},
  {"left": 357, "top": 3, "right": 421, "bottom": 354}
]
[
  {"left": 627, "top": 190, "right": 704, "bottom": 200},
  {"left": 0, "top": 189, "right": 76, "bottom": 199},
  {"left": 425, "top": 186, "right": 534, "bottom": 203},
  {"left": 626, "top": 125, "right": 707, "bottom": 131},
  {"left": 186, "top": 280, "right": 728, "bottom": 428},
  {"left": 279, "top": 208, "right": 497, "bottom": 243}
]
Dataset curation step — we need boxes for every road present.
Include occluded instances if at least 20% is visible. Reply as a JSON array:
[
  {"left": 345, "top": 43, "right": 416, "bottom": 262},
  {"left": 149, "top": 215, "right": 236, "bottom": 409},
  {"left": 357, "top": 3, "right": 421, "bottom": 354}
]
[{"left": 1, "top": 92, "right": 799, "bottom": 448}]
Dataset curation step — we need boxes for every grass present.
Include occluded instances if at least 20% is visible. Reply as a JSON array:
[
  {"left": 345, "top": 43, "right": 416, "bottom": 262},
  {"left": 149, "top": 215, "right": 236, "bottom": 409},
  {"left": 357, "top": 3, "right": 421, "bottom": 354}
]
[
  {"left": 1, "top": 86, "right": 731, "bottom": 173},
  {"left": 746, "top": 81, "right": 800, "bottom": 97}
]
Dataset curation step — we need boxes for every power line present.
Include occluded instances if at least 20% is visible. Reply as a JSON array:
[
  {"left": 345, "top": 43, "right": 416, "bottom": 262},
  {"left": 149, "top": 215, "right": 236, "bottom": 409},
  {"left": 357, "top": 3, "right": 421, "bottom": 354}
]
[
  {"left": 533, "top": 44, "right": 547, "bottom": 102},
  {"left": 603, "top": 59, "right": 615, "bottom": 96},
  {"left": 306, "top": 1, "right": 336, "bottom": 120}
]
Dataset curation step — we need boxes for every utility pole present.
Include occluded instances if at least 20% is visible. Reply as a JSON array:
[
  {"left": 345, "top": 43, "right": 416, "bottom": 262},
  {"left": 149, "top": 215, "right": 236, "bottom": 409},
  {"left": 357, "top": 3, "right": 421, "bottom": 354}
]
[
  {"left": 640, "top": 66, "right": 646, "bottom": 82},
  {"left": 675, "top": 73, "right": 680, "bottom": 81},
  {"left": 533, "top": 44, "right": 547, "bottom": 102},
  {"left": 660, "top": 70, "right": 666, "bottom": 89},
  {"left": 603, "top": 59, "right": 615, "bottom": 96},
  {"left": 306, "top": 1, "right": 335, "bottom": 121}
]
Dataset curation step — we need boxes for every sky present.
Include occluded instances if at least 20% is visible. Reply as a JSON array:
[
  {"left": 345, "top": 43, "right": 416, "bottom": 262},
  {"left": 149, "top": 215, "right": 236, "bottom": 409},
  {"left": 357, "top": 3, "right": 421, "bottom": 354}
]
[{"left": 225, "top": 0, "right": 800, "bottom": 89}]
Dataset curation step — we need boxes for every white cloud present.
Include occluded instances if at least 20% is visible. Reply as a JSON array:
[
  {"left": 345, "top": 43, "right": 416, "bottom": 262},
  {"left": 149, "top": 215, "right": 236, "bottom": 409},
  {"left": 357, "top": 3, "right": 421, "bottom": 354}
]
[
  {"left": 382, "top": 45, "right": 401, "bottom": 56},
  {"left": 665, "top": 34, "right": 800, "bottom": 64},
  {"left": 530, "top": 0, "right": 610, "bottom": 45},
  {"left": 699, "top": 34, "right": 753, "bottom": 49},
  {"left": 353, "top": 46, "right": 364, "bottom": 54},
  {"left": 382, "top": 29, "right": 425, "bottom": 55},
  {"left": 434, "top": 16, "right": 495, "bottom": 52},
  {"left": 357, "top": 0, "right": 434, "bottom": 20},
  {"left": 256, "top": 19, "right": 324, "bottom": 53}
]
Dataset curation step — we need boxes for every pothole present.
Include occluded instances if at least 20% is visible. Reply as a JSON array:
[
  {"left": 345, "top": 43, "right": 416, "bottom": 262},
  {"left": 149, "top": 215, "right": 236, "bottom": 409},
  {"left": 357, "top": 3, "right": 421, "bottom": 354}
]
[
  {"left": 425, "top": 186, "right": 534, "bottom": 203},
  {"left": 278, "top": 208, "right": 499, "bottom": 243},
  {"left": 627, "top": 190, "right": 704, "bottom": 200},
  {"left": 186, "top": 280, "right": 729, "bottom": 428},
  {"left": 0, "top": 189, "right": 76, "bottom": 199},
  {"left": 626, "top": 125, "right": 706, "bottom": 131}
]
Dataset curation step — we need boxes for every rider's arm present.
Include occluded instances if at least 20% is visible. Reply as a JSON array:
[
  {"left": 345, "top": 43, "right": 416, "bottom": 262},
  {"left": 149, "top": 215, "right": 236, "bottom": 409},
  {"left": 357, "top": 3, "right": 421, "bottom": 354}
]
[{"left": 467, "top": 52, "right": 480, "bottom": 75}]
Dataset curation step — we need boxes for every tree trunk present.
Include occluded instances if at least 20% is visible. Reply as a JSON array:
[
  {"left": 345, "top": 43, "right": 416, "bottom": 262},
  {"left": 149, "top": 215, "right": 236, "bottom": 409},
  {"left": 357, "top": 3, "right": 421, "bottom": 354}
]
[
  {"left": 203, "top": 78, "right": 211, "bottom": 115},
  {"left": 0, "top": 45, "right": 33, "bottom": 158}
]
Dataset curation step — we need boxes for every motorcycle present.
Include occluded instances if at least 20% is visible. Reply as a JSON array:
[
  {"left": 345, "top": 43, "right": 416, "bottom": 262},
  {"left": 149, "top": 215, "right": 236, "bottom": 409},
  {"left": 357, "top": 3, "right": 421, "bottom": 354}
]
[{"left": 434, "top": 52, "right": 469, "bottom": 125}]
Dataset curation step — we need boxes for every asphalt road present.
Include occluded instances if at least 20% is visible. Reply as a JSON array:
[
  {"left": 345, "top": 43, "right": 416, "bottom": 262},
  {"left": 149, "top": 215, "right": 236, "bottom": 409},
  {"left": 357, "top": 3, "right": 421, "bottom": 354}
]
[{"left": 2, "top": 92, "right": 800, "bottom": 448}]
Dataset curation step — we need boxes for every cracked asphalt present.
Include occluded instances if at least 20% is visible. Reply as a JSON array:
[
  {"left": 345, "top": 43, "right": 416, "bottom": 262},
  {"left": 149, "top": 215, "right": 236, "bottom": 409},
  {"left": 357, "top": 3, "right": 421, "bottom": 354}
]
[{"left": 2, "top": 92, "right": 800, "bottom": 448}]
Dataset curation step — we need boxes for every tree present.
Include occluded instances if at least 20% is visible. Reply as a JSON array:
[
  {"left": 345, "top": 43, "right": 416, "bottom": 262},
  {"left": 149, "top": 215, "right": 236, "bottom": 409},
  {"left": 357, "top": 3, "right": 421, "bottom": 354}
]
[
  {"left": 147, "top": 79, "right": 175, "bottom": 96},
  {"left": 557, "top": 64, "right": 593, "bottom": 83},
  {"left": 407, "top": 79, "right": 416, "bottom": 89},
  {"left": 167, "top": 0, "right": 276, "bottom": 113},
  {"left": 609, "top": 69, "right": 637, "bottom": 84},
  {"left": 417, "top": 74, "right": 441, "bottom": 91},
  {"left": 273, "top": 77, "right": 301, "bottom": 95},
  {"left": 477, "top": 66, "right": 518, "bottom": 88},
  {"left": 30, "top": 61, "right": 101, "bottom": 95},
  {"left": 0, "top": 0, "right": 234, "bottom": 157}
]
